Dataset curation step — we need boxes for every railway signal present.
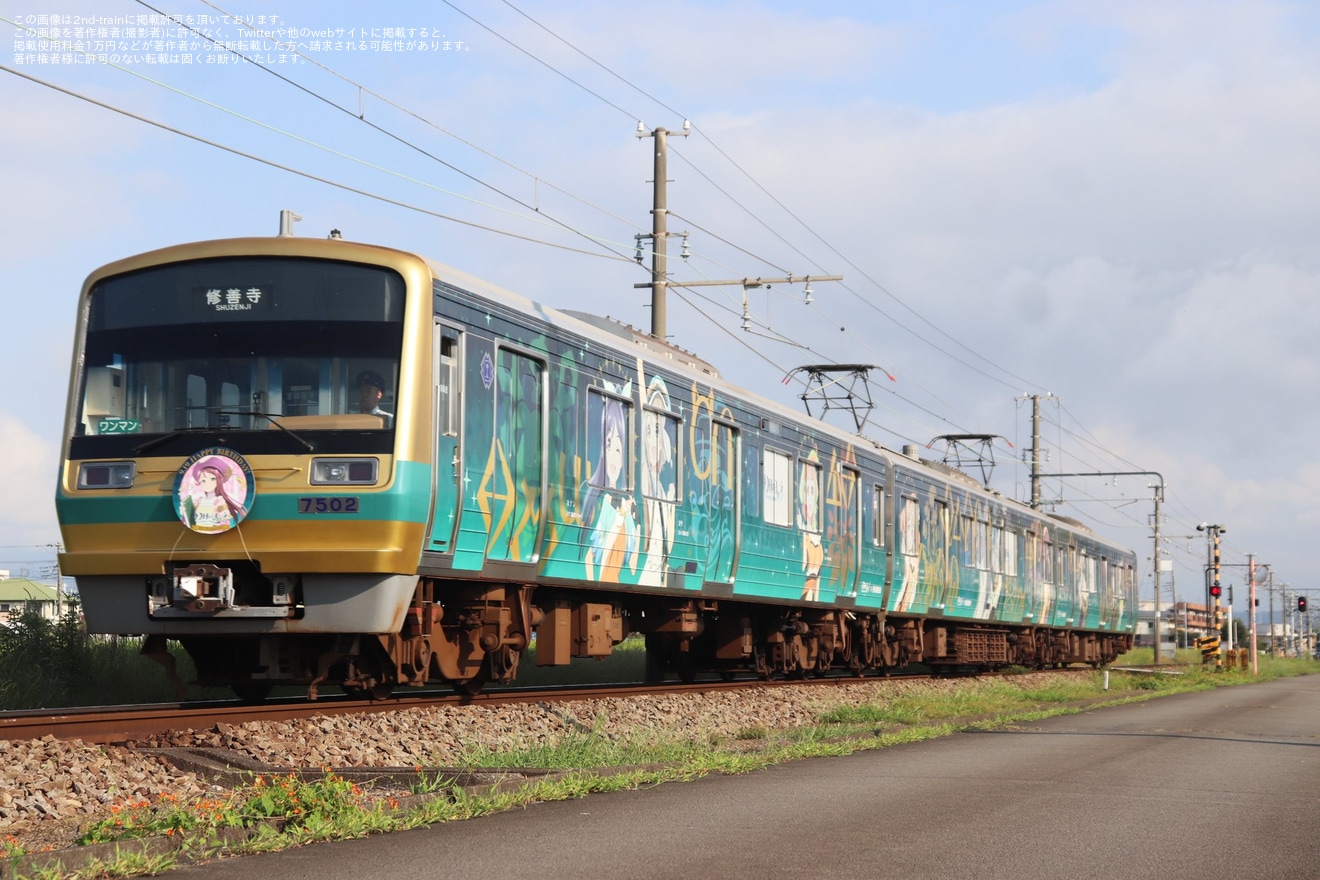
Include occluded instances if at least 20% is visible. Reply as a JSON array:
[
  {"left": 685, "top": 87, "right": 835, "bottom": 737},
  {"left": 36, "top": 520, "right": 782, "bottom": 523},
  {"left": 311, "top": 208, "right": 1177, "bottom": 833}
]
[
  {"left": 1197, "top": 523, "right": 1226, "bottom": 671},
  {"left": 1299, "top": 596, "right": 1308, "bottom": 613}
]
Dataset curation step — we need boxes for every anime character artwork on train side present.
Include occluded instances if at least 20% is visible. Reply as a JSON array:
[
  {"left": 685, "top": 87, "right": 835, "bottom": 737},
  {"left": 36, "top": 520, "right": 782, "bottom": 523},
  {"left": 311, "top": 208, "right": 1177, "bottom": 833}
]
[
  {"left": 56, "top": 229, "right": 1138, "bottom": 700},
  {"left": 473, "top": 347, "right": 729, "bottom": 594}
]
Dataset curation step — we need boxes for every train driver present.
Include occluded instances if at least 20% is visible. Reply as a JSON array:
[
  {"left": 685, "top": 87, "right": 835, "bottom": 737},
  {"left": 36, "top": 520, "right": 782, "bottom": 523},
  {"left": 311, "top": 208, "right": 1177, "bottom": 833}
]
[{"left": 355, "top": 370, "right": 394, "bottom": 428}]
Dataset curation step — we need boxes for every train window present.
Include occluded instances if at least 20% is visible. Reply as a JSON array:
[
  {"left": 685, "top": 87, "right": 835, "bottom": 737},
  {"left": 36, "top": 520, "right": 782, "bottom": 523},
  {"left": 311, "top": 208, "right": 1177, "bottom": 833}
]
[
  {"left": 763, "top": 448, "right": 792, "bottom": 527},
  {"left": 899, "top": 494, "right": 920, "bottom": 557},
  {"left": 797, "top": 456, "right": 822, "bottom": 534},
  {"left": 586, "top": 387, "right": 633, "bottom": 493},
  {"left": 78, "top": 257, "right": 405, "bottom": 439},
  {"left": 960, "top": 514, "right": 975, "bottom": 567},
  {"left": 185, "top": 374, "right": 207, "bottom": 428},
  {"left": 641, "top": 407, "right": 679, "bottom": 501},
  {"left": 641, "top": 376, "right": 680, "bottom": 502},
  {"left": 975, "top": 520, "right": 989, "bottom": 571},
  {"left": 437, "top": 330, "right": 460, "bottom": 436},
  {"left": 212, "top": 381, "right": 241, "bottom": 429},
  {"left": 872, "top": 485, "right": 886, "bottom": 548},
  {"left": 1003, "top": 530, "right": 1019, "bottom": 576},
  {"left": 933, "top": 500, "right": 950, "bottom": 574},
  {"left": 838, "top": 464, "right": 859, "bottom": 533}
]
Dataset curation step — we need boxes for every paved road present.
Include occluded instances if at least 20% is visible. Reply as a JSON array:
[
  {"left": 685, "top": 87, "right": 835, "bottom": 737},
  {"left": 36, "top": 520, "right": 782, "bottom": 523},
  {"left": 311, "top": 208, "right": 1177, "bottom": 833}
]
[{"left": 171, "top": 675, "right": 1320, "bottom": 879}]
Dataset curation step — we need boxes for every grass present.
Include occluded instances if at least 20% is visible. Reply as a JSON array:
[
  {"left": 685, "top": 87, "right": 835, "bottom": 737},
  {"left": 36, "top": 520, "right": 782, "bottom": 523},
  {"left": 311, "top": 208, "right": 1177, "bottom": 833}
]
[
  {"left": 503, "top": 633, "right": 649, "bottom": 687},
  {"left": 0, "top": 614, "right": 654, "bottom": 709},
  {"left": 22, "top": 650, "right": 1311, "bottom": 867},
  {"left": 0, "top": 610, "right": 234, "bottom": 709}
]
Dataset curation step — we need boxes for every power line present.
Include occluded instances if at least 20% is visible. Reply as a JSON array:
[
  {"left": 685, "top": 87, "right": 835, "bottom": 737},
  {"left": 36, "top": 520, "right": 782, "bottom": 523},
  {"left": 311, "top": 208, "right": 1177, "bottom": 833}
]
[
  {"left": 0, "top": 64, "right": 630, "bottom": 262},
  {"left": 469, "top": 1, "right": 1051, "bottom": 397},
  {"left": 175, "top": 0, "right": 646, "bottom": 258}
]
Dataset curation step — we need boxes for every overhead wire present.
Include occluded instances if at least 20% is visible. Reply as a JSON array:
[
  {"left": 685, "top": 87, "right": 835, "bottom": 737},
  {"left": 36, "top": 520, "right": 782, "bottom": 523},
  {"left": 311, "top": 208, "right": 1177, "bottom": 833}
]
[
  {"left": 204, "top": 0, "right": 1045, "bottom": 453},
  {"left": 489, "top": 0, "right": 1049, "bottom": 397},
  {"left": 184, "top": 0, "right": 647, "bottom": 248},
  {"left": 0, "top": 63, "right": 631, "bottom": 263},
  {"left": 110, "top": 2, "right": 641, "bottom": 265},
  {"left": 55, "top": 4, "right": 1192, "bottom": 558}
]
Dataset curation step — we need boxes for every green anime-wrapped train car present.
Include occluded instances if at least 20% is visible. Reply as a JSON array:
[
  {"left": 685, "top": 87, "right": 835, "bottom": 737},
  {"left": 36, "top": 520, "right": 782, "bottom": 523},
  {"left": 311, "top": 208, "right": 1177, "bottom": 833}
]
[{"left": 56, "top": 230, "right": 1137, "bottom": 699}]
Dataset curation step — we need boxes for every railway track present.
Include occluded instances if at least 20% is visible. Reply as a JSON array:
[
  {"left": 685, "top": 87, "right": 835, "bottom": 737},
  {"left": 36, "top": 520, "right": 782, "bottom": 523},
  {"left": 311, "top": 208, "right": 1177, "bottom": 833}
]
[
  {"left": 0, "top": 676, "right": 845, "bottom": 744},
  {"left": 3, "top": 666, "right": 1101, "bottom": 745}
]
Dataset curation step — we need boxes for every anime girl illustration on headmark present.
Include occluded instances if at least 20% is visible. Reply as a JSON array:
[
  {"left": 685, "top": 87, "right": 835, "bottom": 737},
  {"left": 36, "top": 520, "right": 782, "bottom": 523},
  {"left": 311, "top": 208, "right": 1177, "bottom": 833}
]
[
  {"left": 175, "top": 451, "right": 252, "bottom": 534},
  {"left": 581, "top": 385, "right": 638, "bottom": 582}
]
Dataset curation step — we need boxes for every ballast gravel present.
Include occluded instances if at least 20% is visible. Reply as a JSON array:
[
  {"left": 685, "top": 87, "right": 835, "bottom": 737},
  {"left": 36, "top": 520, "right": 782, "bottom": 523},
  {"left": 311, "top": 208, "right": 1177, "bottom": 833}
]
[{"left": 2, "top": 673, "right": 1081, "bottom": 853}]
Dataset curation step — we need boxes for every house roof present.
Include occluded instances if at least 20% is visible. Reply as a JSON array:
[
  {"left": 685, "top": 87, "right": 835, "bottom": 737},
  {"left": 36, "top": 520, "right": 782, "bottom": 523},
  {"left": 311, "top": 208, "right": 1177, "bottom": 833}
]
[{"left": 0, "top": 578, "right": 59, "bottom": 603}]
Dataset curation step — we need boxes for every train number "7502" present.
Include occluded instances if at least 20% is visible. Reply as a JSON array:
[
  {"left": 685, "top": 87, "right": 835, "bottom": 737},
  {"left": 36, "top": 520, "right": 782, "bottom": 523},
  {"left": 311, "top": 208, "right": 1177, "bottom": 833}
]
[{"left": 296, "top": 496, "right": 360, "bottom": 514}]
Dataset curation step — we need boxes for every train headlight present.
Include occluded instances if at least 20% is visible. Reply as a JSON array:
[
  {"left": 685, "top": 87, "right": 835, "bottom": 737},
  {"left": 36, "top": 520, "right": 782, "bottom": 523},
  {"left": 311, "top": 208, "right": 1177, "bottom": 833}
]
[
  {"left": 77, "top": 461, "right": 136, "bottom": 489},
  {"left": 310, "top": 457, "right": 378, "bottom": 485}
]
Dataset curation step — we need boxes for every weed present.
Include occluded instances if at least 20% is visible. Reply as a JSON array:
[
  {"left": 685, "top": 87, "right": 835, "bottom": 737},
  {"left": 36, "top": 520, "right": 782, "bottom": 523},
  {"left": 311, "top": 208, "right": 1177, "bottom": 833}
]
[{"left": 77, "top": 772, "right": 371, "bottom": 846}]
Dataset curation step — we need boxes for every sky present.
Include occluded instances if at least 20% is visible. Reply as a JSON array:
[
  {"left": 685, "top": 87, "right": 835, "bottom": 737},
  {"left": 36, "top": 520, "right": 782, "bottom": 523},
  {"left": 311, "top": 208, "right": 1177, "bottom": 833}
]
[{"left": 2, "top": 0, "right": 1317, "bottom": 633}]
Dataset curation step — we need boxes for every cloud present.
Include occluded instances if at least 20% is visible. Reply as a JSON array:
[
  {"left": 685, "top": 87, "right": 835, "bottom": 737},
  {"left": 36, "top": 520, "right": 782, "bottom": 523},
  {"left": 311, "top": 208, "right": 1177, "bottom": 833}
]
[{"left": 0, "top": 416, "right": 59, "bottom": 546}]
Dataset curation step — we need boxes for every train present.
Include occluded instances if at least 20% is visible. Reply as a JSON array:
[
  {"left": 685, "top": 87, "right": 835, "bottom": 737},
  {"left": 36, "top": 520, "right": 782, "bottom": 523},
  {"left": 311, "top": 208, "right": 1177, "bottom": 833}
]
[{"left": 55, "top": 227, "right": 1138, "bottom": 700}]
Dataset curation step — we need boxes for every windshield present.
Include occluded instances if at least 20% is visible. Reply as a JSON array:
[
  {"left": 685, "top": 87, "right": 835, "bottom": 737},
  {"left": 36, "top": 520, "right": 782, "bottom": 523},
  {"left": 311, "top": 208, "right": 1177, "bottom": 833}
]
[{"left": 73, "top": 256, "right": 405, "bottom": 454}]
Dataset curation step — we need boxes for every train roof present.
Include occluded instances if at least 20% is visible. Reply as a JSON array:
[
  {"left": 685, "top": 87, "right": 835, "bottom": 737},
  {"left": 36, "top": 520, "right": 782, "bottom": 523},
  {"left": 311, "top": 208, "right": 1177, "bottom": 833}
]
[
  {"left": 94, "top": 233, "right": 1124, "bottom": 553},
  {"left": 421, "top": 251, "right": 1114, "bottom": 542}
]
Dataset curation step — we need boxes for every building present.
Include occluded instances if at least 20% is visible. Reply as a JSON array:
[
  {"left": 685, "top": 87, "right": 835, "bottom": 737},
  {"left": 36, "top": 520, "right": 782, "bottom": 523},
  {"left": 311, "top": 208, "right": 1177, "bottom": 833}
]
[
  {"left": 0, "top": 575, "right": 67, "bottom": 624},
  {"left": 1136, "top": 599, "right": 1216, "bottom": 650}
]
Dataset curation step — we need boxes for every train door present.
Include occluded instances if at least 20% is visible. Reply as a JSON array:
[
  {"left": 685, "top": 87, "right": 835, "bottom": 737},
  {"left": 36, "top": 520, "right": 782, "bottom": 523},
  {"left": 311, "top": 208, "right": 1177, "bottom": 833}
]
[
  {"left": 427, "top": 323, "right": 463, "bottom": 552},
  {"left": 701, "top": 416, "right": 740, "bottom": 586},
  {"left": 866, "top": 480, "right": 888, "bottom": 603},
  {"left": 893, "top": 490, "right": 921, "bottom": 612},
  {"left": 931, "top": 499, "right": 951, "bottom": 609},
  {"left": 1025, "top": 530, "right": 1040, "bottom": 621},
  {"left": 1039, "top": 530, "right": 1056, "bottom": 625},
  {"left": 829, "top": 462, "right": 861, "bottom": 598},
  {"left": 485, "top": 345, "right": 547, "bottom": 564},
  {"left": 1058, "top": 542, "right": 1078, "bottom": 625}
]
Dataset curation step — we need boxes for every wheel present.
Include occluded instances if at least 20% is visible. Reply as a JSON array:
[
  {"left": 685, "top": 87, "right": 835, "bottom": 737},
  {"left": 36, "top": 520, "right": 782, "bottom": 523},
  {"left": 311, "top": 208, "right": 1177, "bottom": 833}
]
[{"left": 453, "top": 676, "right": 486, "bottom": 696}]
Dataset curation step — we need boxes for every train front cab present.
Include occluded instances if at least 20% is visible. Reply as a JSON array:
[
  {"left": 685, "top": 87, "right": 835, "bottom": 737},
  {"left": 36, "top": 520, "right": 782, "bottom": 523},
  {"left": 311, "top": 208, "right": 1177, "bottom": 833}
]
[{"left": 55, "top": 237, "right": 438, "bottom": 698}]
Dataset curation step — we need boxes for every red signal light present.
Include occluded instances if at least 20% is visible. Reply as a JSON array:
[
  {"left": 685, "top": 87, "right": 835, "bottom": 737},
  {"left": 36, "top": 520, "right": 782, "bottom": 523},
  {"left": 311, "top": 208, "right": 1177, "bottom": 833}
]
[{"left": 1299, "top": 596, "right": 1308, "bottom": 613}]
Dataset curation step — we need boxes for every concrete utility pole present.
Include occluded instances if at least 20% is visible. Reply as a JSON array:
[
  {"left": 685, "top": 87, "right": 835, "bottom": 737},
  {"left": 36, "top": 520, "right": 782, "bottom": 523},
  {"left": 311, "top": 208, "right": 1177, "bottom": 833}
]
[
  {"left": 46, "top": 542, "right": 63, "bottom": 620},
  {"left": 1268, "top": 570, "right": 1276, "bottom": 657},
  {"left": 1249, "top": 555, "right": 1258, "bottom": 674},
  {"left": 634, "top": 122, "right": 687, "bottom": 340},
  {"left": 1152, "top": 485, "right": 1163, "bottom": 663},
  {"left": 1028, "top": 394, "right": 1044, "bottom": 509},
  {"left": 633, "top": 122, "right": 841, "bottom": 341}
]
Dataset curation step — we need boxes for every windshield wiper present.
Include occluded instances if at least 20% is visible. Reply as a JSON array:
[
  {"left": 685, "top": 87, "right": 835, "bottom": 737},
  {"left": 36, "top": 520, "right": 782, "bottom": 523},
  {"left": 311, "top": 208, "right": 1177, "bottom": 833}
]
[
  {"left": 131, "top": 413, "right": 316, "bottom": 455},
  {"left": 215, "top": 411, "right": 315, "bottom": 452},
  {"left": 132, "top": 427, "right": 213, "bottom": 456}
]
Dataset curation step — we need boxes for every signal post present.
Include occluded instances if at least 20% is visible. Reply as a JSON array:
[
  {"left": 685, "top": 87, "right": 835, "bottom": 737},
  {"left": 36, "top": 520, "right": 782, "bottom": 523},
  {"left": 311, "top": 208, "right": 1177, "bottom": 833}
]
[{"left": 1197, "top": 523, "right": 1225, "bottom": 670}]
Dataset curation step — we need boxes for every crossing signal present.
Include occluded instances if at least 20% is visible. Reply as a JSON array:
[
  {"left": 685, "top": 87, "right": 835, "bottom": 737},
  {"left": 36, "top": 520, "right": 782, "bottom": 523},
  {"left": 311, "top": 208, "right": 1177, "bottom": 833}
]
[
  {"left": 1299, "top": 596, "right": 1308, "bottom": 613},
  {"left": 1209, "top": 585, "right": 1222, "bottom": 599}
]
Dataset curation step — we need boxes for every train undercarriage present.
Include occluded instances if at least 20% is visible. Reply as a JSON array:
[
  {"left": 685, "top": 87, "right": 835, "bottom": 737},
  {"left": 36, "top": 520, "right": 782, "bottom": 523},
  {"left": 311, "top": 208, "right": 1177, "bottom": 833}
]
[{"left": 153, "top": 578, "right": 1132, "bottom": 701}]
